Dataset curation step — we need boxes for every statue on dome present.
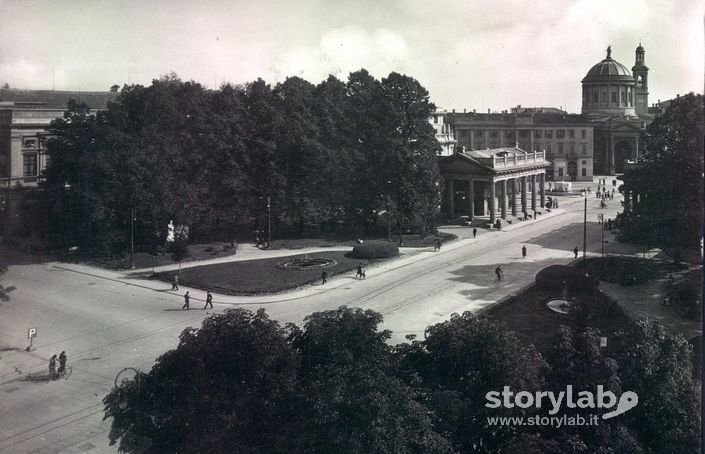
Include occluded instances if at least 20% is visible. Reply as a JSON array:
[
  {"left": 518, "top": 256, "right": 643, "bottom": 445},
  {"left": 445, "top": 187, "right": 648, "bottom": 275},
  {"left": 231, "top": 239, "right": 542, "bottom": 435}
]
[{"left": 606, "top": 45, "right": 611, "bottom": 58}]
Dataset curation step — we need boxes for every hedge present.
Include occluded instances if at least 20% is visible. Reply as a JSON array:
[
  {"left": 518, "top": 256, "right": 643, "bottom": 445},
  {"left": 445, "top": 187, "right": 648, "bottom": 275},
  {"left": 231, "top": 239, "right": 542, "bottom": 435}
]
[{"left": 350, "top": 241, "right": 400, "bottom": 259}]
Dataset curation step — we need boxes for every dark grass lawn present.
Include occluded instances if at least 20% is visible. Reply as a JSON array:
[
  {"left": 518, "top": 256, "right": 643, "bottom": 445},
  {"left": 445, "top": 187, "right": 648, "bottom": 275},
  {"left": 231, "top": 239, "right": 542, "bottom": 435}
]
[
  {"left": 155, "top": 251, "right": 376, "bottom": 295},
  {"left": 267, "top": 232, "right": 456, "bottom": 250},
  {"left": 85, "top": 242, "right": 237, "bottom": 270},
  {"left": 483, "top": 284, "right": 630, "bottom": 355},
  {"left": 581, "top": 256, "right": 678, "bottom": 285}
]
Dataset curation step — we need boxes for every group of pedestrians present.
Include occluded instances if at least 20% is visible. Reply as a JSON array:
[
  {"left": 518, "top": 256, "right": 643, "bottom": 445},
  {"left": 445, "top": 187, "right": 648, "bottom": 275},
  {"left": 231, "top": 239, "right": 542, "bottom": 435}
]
[
  {"left": 181, "top": 290, "right": 214, "bottom": 310},
  {"left": 48, "top": 351, "right": 67, "bottom": 380}
]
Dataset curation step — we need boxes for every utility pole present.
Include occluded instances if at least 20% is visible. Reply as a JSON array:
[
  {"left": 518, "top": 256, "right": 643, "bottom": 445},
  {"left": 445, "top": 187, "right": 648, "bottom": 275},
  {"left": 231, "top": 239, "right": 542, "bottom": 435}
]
[{"left": 130, "top": 207, "right": 135, "bottom": 269}]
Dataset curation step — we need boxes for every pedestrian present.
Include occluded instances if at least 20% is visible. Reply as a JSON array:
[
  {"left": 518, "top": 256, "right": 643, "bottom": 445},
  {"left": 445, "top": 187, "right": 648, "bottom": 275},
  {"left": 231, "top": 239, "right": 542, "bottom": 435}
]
[
  {"left": 436, "top": 239, "right": 442, "bottom": 251},
  {"left": 356, "top": 263, "right": 363, "bottom": 279},
  {"left": 521, "top": 245, "right": 527, "bottom": 258},
  {"left": 171, "top": 274, "right": 179, "bottom": 291},
  {"left": 612, "top": 188, "right": 615, "bottom": 197},
  {"left": 231, "top": 239, "right": 238, "bottom": 254},
  {"left": 321, "top": 269, "right": 328, "bottom": 285},
  {"left": 495, "top": 265, "right": 503, "bottom": 281},
  {"left": 573, "top": 246, "right": 579, "bottom": 258},
  {"left": 182, "top": 291, "right": 190, "bottom": 310},
  {"left": 49, "top": 354, "right": 57, "bottom": 380},
  {"left": 433, "top": 241, "right": 438, "bottom": 252},
  {"left": 612, "top": 179, "right": 616, "bottom": 187},
  {"left": 473, "top": 227, "right": 477, "bottom": 239},
  {"left": 58, "top": 351, "right": 67, "bottom": 376},
  {"left": 555, "top": 199, "right": 559, "bottom": 208},
  {"left": 203, "top": 291, "right": 213, "bottom": 310},
  {"left": 361, "top": 268, "right": 366, "bottom": 280}
]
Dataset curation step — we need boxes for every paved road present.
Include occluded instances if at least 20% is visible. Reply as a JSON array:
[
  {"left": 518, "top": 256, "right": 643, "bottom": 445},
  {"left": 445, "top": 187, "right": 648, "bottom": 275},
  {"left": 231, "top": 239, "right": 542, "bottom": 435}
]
[{"left": 0, "top": 189, "right": 625, "bottom": 453}]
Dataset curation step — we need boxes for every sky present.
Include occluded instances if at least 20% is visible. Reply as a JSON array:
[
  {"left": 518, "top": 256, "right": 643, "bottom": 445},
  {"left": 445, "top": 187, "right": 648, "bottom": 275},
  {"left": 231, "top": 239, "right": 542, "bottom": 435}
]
[{"left": 0, "top": 0, "right": 702, "bottom": 113}]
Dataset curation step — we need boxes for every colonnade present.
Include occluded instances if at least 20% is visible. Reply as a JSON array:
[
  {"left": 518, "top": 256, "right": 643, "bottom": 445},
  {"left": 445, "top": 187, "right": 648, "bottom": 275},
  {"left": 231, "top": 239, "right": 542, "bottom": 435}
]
[{"left": 446, "top": 172, "right": 546, "bottom": 223}]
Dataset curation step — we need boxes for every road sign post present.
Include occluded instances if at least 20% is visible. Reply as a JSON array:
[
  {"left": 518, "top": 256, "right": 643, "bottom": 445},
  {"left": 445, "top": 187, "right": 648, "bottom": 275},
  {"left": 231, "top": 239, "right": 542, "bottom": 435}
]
[{"left": 26, "top": 327, "right": 37, "bottom": 352}]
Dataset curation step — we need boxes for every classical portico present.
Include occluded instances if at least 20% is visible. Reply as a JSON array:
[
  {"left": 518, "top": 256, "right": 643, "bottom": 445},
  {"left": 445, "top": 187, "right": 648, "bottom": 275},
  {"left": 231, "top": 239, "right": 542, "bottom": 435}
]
[{"left": 439, "top": 147, "right": 550, "bottom": 224}]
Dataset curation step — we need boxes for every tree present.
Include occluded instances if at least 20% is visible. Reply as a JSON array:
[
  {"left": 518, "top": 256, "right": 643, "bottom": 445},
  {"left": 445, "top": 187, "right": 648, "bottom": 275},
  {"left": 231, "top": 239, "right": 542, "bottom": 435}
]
[
  {"left": 611, "top": 319, "right": 701, "bottom": 453},
  {"left": 619, "top": 93, "right": 704, "bottom": 261},
  {"left": 104, "top": 308, "right": 300, "bottom": 453},
  {"left": 404, "top": 312, "right": 548, "bottom": 453}
]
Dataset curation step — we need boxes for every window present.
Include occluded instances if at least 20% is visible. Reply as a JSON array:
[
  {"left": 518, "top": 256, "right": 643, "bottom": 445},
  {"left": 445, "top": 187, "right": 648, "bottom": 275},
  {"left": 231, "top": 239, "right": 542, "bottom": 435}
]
[
  {"left": 23, "top": 154, "right": 38, "bottom": 177},
  {"left": 504, "top": 130, "right": 513, "bottom": 139},
  {"left": 546, "top": 144, "right": 552, "bottom": 154},
  {"left": 556, "top": 130, "right": 565, "bottom": 139},
  {"left": 545, "top": 130, "right": 553, "bottom": 138},
  {"left": 621, "top": 91, "right": 626, "bottom": 104},
  {"left": 534, "top": 130, "right": 542, "bottom": 138},
  {"left": 581, "top": 129, "right": 587, "bottom": 139},
  {"left": 593, "top": 91, "right": 598, "bottom": 103},
  {"left": 475, "top": 130, "right": 483, "bottom": 137},
  {"left": 570, "top": 144, "right": 575, "bottom": 154},
  {"left": 611, "top": 91, "right": 617, "bottom": 103},
  {"left": 582, "top": 167, "right": 587, "bottom": 177},
  {"left": 558, "top": 144, "right": 564, "bottom": 154},
  {"left": 433, "top": 115, "right": 438, "bottom": 124},
  {"left": 460, "top": 130, "right": 467, "bottom": 138},
  {"left": 519, "top": 130, "right": 528, "bottom": 138},
  {"left": 582, "top": 160, "right": 587, "bottom": 165},
  {"left": 582, "top": 144, "right": 587, "bottom": 154},
  {"left": 558, "top": 168, "right": 564, "bottom": 177},
  {"left": 23, "top": 137, "right": 37, "bottom": 148},
  {"left": 489, "top": 130, "right": 498, "bottom": 138},
  {"left": 569, "top": 129, "right": 574, "bottom": 138}
]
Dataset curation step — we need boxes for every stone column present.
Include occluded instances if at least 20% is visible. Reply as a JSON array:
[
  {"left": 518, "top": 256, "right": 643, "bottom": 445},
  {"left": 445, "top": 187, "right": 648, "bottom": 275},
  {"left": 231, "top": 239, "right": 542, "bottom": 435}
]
[
  {"left": 448, "top": 179, "right": 455, "bottom": 218},
  {"left": 609, "top": 134, "right": 615, "bottom": 175},
  {"left": 501, "top": 179, "right": 507, "bottom": 219},
  {"left": 531, "top": 174, "right": 537, "bottom": 211},
  {"left": 520, "top": 176, "right": 527, "bottom": 214},
  {"left": 511, "top": 178, "right": 517, "bottom": 217},
  {"left": 540, "top": 173, "right": 546, "bottom": 207},
  {"left": 468, "top": 178, "right": 475, "bottom": 219},
  {"left": 489, "top": 180, "right": 496, "bottom": 224}
]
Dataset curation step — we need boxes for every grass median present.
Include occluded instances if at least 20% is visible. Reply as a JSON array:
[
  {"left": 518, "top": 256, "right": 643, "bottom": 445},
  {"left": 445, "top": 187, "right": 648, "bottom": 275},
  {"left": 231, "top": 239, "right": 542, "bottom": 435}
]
[{"left": 155, "top": 251, "right": 377, "bottom": 296}]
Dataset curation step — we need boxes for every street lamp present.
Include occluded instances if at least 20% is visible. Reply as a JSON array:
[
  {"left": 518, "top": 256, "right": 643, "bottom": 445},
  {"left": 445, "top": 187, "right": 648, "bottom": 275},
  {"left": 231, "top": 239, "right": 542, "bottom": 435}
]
[
  {"left": 130, "top": 208, "right": 136, "bottom": 269},
  {"left": 582, "top": 194, "right": 587, "bottom": 263},
  {"left": 386, "top": 181, "right": 392, "bottom": 242}
]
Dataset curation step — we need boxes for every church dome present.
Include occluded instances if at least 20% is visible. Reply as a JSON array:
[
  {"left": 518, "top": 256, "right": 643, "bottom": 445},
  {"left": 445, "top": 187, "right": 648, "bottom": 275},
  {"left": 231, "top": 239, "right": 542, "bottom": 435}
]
[{"left": 583, "top": 57, "right": 634, "bottom": 82}]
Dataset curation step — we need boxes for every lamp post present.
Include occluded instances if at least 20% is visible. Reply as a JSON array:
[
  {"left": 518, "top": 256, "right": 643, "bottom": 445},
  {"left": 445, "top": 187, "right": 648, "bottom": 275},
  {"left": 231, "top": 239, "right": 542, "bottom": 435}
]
[
  {"left": 130, "top": 207, "right": 135, "bottom": 269},
  {"left": 266, "top": 196, "right": 271, "bottom": 247},
  {"left": 582, "top": 195, "right": 587, "bottom": 263},
  {"left": 386, "top": 194, "right": 392, "bottom": 242}
]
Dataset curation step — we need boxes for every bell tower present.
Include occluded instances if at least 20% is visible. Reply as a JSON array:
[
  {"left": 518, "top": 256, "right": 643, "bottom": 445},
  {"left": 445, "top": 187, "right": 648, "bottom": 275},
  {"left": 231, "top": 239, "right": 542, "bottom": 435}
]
[{"left": 632, "top": 43, "right": 649, "bottom": 116}]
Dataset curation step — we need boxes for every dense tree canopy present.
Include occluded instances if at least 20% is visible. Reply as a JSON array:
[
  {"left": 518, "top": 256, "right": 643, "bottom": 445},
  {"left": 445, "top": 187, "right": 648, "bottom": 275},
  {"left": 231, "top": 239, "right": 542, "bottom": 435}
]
[
  {"left": 43, "top": 71, "right": 441, "bottom": 255},
  {"left": 104, "top": 307, "right": 699, "bottom": 453},
  {"left": 619, "top": 93, "right": 704, "bottom": 260}
]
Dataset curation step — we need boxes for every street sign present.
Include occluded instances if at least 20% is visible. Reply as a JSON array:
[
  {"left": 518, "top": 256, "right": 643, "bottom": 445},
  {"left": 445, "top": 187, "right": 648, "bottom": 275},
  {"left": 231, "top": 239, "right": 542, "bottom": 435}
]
[{"left": 27, "top": 328, "right": 37, "bottom": 339}]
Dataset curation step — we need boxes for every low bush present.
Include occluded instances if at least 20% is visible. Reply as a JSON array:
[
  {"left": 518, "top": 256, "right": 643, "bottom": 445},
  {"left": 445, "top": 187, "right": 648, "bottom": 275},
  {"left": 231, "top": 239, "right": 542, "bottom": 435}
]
[
  {"left": 668, "top": 273, "right": 702, "bottom": 319},
  {"left": 349, "top": 241, "right": 399, "bottom": 259},
  {"left": 535, "top": 265, "right": 599, "bottom": 294}
]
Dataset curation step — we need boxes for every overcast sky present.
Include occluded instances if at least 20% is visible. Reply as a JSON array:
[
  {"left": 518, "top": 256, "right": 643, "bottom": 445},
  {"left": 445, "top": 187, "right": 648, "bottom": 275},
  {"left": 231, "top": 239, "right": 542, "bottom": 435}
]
[{"left": 1, "top": 0, "right": 702, "bottom": 113}]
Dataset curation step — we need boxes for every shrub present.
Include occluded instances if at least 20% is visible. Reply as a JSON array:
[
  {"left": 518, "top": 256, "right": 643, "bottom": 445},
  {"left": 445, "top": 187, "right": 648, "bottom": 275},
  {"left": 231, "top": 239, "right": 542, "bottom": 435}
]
[
  {"left": 350, "top": 241, "right": 399, "bottom": 259},
  {"left": 535, "top": 265, "right": 599, "bottom": 294},
  {"left": 668, "top": 276, "right": 702, "bottom": 319}
]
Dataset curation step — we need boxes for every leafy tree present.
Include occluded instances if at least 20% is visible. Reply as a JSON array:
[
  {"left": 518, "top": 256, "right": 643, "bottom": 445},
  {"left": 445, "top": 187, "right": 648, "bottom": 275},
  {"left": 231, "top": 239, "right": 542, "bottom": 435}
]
[
  {"left": 104, "top": 308, "right": 300, "bottom": 453},
  {"left": 619, "top": 93, "right": 704, "bottom": 261},
  {"left": 288, "top": 307, "right": 451, "bottom": 453},
  {"left": 404, "top": 312, "right": 548, "bottom": 453},
  {"left": 611, "top": 319, "right": 701, "bottom": 453}
]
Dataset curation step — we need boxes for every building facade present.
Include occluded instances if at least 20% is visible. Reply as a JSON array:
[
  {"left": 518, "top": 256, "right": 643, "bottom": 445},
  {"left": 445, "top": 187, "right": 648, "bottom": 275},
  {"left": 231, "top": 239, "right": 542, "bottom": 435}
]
[
  {"left": 439, "top": 44, "right": 651, "bottom": 178},
  {"left": 431, "top": 109, "right": 456, "bottom": 156},
  {"left": 0, "top": 89, "right": 116, "bottom": 189},
  {"left": 447, "top": 110, "right": 594, "bottom": 181}
]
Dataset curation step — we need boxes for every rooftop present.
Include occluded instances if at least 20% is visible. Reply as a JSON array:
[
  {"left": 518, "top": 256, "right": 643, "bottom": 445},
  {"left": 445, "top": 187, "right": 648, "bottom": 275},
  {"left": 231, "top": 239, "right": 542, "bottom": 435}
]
[{"left": 0, "top": 89, "right": 117, "bottom": 110}]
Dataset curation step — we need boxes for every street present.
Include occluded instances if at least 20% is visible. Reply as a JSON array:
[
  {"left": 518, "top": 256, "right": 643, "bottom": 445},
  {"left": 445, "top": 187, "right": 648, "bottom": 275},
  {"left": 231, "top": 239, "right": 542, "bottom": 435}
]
[{"left": 0, "top": 190, "right": 624, "bottom": 453}]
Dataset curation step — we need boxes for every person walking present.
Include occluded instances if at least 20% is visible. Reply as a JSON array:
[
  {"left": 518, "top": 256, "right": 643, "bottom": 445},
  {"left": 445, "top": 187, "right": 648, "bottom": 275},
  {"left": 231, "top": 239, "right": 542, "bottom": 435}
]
[
  {"left": 321, "top": 269, "right": 328, "bottom": 285},
  {"left": 171, "top": 275, "right": 179, "bottom": 291},
  {"left": 182, "top": 291, "right": 190, "bottom": 310},
  {"left": 58, "top": 351, "right": 67, "bottom": 377},
  {"left": 203, "top": 291, "right": 213, "bottom": 310},
  {"left": 472, "top": 227, "right": 477, "bottom": 239},
  {"left": 49, "top": 355, "right": 57, "bottom": 380},
  {"left": 436, "top": 239, "right": 442, "bottom": 251},
  {"left": 495, "top": 266, "right": 503, "bottom": 281},
  {"left": 356, "top": 263, "right": 363, "bottom": 279},
  {"left": 573, "top": 246, "right": 579, "bottom": 259},
  {"left": 521, "top": 245, "right": 527, "bottom": 258}
]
